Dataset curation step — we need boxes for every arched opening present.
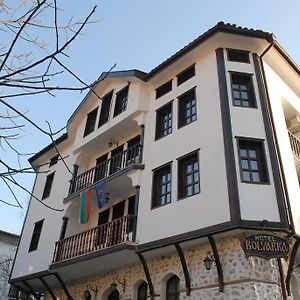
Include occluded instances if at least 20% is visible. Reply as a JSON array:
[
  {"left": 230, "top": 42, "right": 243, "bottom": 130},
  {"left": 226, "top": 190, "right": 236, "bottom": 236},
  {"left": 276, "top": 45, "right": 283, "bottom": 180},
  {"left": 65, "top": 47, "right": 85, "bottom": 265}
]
[
  {"left": 107, "top": 289, "right": 120, "bottom": 300},
  {"left": 166, "top": 275, "right": 180, "bottom": 300},
  {"left": 137, "top": 281, "right": 148, "bottom": 300}
]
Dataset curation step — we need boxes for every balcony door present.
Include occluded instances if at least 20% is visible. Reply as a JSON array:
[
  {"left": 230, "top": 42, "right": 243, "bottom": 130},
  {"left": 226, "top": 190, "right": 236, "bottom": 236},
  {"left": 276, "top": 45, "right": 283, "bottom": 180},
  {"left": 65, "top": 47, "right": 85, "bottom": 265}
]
[
  {"left": 108, "top": 290, "right": 119, "bottom": 300},
  {"left": 110, "top": 201, "right": 125, "bottom": 245},
  {"left": 94, "top": 153, "right": 108, "bottom": 183},
  {"left": 97, "top": 209, "right": 110, "bottom": 248},
  {"left": 126, "top": 135, "right": 141, "bottom": 165},
  {"left": 109, "top": 145, "right": 124, "bottom": 175}
]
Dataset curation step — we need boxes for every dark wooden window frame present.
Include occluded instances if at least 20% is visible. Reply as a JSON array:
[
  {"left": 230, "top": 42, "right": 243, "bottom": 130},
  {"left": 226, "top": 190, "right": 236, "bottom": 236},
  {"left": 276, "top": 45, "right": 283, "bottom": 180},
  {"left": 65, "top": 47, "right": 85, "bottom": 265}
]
[
  {"left": 155, "top": 80, "right": 172, "bottom": 99},
  {"left": 178, "top": 87, "right": 197, "bottom": 128},
  {"left": 236, "top": 137, "right": 269, "bottom": 185},
  {"left": 83, "top": 107, "right": 99, "bottom": 137},
  {"left": 166, "top": 275, "right": 180, "bottom": 300},
  {"left": 98, "top": 90, "right": 113, "bottom": 127},
  {"left": 42, "top": 172, "right": 55, "bottom": 199},
  {"left": 230, "top": 72, "right": 256, "bottom": 108},
  {"left": 49, "top": 154, "right": 59, "bottom": 167},
  {"left": 227, "top": 48, "right": 250, "bottom": 63},
  {"left": 155, "top": 100, "right": 173, "bottom": 140},
  {"left": 28, "top": 219, "right": 44, "bottom": 252},
  {"left": 113, "top": 85, "right": 129, "bottom": 117},
  {"left": 151, "top": 162, "right": 172, "bottom": 209},
  {"left": 177, "top": 149, "right": 200, "bottom": 200},
  {"left": 137, "top": 281, "right": 148, "bottom": 300},
  {"left": 176, "top": 64, "right": 195, "bottom": 86}
]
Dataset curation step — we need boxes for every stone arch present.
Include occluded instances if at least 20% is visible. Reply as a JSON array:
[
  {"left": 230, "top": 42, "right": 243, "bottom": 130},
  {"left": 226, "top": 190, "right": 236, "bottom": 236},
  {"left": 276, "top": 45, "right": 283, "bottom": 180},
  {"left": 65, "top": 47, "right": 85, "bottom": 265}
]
[
  {"left": 132, "top": 278, "right": 148, "bottom": 300},
  {"left": 101, "top": 287, "right": 120, "bottom": 300},
  {"left": 160, "top": 272, "right": 180, "bottom": 300}
]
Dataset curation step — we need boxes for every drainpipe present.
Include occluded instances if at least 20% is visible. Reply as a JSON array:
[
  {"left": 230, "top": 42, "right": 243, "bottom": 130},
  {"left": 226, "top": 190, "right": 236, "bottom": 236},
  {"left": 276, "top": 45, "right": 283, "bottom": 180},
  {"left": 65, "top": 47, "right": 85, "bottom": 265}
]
[{"left": 258, "top": 38, "right": 300, "bottom": 297}]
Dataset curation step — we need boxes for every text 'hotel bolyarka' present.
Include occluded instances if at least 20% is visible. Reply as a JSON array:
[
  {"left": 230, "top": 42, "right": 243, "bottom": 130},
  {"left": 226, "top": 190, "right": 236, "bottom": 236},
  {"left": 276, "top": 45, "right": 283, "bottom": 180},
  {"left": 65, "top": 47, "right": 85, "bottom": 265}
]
[{"left": 9, "top": 22, "right": 300, "bottom": 300}]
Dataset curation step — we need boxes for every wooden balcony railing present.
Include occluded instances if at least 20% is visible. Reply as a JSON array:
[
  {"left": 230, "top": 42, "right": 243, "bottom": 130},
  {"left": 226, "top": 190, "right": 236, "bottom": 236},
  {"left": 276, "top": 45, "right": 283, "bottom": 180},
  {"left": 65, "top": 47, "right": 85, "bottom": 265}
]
[
  {"left": 68, "top": 144, "right": 142, "bottom": 196},
  {"left": 52, "top": 215, "right": 136, "bottom": 264},
  {"left": 288, "top": 131, "right": 300, "bottom": 160}
]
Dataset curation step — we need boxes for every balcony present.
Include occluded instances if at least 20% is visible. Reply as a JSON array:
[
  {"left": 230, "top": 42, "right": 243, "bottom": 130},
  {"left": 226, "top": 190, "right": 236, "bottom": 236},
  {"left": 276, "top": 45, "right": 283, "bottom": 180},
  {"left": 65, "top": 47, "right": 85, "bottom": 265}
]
[
  {"left": 68, "top": 144, "right": 142, "bottom": 197},
  {"left": 288, "top": 130, "right": 300, "bottom": 160},
  {"left": 52, "top": 215, "right": 136, "bottom": 264}
]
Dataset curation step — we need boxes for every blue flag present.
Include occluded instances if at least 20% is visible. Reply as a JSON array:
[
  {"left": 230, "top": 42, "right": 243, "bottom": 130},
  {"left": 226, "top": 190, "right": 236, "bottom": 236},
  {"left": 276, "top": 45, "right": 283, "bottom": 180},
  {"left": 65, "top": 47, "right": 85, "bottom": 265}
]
[{"left": 95, "top": 181, "right": 106, "bottom": 208}]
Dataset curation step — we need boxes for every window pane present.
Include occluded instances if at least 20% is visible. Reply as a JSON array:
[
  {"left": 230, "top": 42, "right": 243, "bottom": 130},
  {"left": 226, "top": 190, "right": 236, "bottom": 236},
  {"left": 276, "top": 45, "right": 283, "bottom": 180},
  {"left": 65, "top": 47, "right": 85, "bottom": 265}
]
[
  {"left": 250, "top": 160, "right": 258, "bottom": 170},
  {"left": 194, "top": 183, "right": 200, "bottom": 194},
  {"left": 252, "top": 172, "right": 260, "bottom": 182},
  {"left": 241, "top": 160, "right": 249, "bottom": 169},
  {"left": 240, "top": 149, "right": 247, "bottom": 157},
  {"left": 242, "top": 171, "right": 251, "bottom": 181},
  {"left": 187, "top": 186, "right": 193, "bottom": 196},
  {"left": 249, "top": 150, "right": 256, "bottom": 158}
]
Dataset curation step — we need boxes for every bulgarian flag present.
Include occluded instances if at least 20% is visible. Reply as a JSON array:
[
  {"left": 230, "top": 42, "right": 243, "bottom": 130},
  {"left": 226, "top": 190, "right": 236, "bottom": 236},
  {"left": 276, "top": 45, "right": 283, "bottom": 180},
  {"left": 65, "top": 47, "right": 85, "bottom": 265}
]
[{"left": 79, "top": 188, "right": 90, "bottom": 224}]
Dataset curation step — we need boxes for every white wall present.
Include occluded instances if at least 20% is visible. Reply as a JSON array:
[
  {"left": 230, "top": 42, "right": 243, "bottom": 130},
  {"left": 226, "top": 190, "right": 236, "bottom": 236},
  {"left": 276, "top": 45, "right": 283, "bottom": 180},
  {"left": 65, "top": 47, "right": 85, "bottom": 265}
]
[
  {"left": 225, "top": 52, "right": 280, "bottom": 222},
  {"left": 264, "top": 62, "right": 300, "bottom": 233},
  {"left": 137, "top": 49, "right": 231, "bottom": 243}
]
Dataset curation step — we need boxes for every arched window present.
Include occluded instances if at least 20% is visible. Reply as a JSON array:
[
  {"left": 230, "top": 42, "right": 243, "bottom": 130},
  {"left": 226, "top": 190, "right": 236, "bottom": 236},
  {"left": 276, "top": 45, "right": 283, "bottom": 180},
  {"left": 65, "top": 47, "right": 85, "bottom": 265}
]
[
  {"left": 137, "top": 281, "right": 148, "bottom": 300},
  {"left": 166, "top": 275, "right": 180, "bottom": 300},
  {"left": 108, "top": 290, "right": 120, "bottom": 300}
]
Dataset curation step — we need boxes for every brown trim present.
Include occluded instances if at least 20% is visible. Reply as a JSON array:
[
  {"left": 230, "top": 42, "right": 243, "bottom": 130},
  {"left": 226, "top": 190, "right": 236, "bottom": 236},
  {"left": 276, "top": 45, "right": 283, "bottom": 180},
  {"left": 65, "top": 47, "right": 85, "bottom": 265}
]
[
  {"left": 53, "top": 273, "right": 74, "bottom": 300},
  {"left": 208, "top": 235, "right": 224, "bottom": 292},
  {"left": 146, "top": 22, "right": 274, "bottom": 80},
  {"left": 137, "top": 220, "right": 289, "bottom": 253},
  {"left": 64, "top": 164, "right": 144, "bottom": 202},
  {"left": 215, "top": 48, "right": 241, "bottom": 223},
  {"left": 286, "top": 238, "right": 300, "bottom": 295},
  {"left": 39, "top": 277, "right": 56, "bottom": 300},
  {"left": 277, "top": 258, "right": 288, "bottom": 300},
  {"left": 252, "top": 53, "right": 290, "bottom": 229},
  {"left": 10, "top": 270, "right": 52, "bottom": 284},
  {"left": 21, "top": 281, "right": 39, "bottom": 299},
  {"left": 174, "top": 243, "right": 191, "bottom": 296},
  {"left": 137, "top": 252, "right": 155, "bottom": 299},
  {"left": 50, "top": 243, "right": 137, "bottom": 270}
]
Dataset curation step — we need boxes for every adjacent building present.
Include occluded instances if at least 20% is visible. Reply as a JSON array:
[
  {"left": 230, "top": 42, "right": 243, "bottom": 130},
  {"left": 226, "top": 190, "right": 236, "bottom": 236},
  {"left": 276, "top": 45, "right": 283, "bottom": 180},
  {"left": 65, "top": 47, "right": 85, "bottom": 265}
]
[
  {"left": 0, "top": 230, "right": 19, "bottom": 300},
  {"left": 9, "top": 22, "right": 300, "bottom": 299}
]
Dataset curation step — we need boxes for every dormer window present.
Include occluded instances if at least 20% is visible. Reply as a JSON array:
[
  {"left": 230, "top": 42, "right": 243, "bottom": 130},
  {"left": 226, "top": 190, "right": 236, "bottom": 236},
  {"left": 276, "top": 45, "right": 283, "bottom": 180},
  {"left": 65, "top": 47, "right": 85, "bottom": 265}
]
[
  {"left": 227, "top": 49, "right": 250, "bottom": 63},
  {"left": 114, "top": 86, "right": 129, "bottom": 117},
  {"left": 83, "top": 107, "right": 98, "bottom": 137}
]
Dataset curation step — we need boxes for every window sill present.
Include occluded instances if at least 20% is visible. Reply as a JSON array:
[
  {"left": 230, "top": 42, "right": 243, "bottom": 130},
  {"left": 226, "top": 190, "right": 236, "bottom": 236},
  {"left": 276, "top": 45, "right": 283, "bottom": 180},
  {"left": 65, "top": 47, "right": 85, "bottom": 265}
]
[
  {"left": 177, "top": 191, "right": 200, "bottom": 201},
  {"left": 151, "top": 201, "right": 171, "bottom": 210}
]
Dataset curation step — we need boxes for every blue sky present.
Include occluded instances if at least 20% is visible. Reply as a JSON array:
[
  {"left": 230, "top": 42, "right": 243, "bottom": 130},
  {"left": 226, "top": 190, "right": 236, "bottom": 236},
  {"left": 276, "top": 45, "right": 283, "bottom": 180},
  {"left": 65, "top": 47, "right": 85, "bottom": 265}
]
[{"left": 1, "top": 0, "right": 300, "bottom": 234}]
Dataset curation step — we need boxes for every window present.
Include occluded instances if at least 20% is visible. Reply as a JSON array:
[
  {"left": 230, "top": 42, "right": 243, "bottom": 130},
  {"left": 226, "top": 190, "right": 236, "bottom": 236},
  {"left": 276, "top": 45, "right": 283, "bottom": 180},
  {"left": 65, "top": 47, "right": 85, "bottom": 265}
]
[
  {"left": 137, "top": 281, "right": 148, "bottom": 300},
  {"left": 227, "top": 49, "right": 250, "bottom": 63},
  {"left": 49, "top": 154, "right": 59, "bottom": 167},
  {"left": 238, "top": 139, "right": 268, "bottom": 184},
  {"left": 152, "top": 163, "right": 172, "bottom": 208},
  {"left": 177, "top": 64, "right": 195, "bottom": 86},
  {"left": 29, "top": 219, "right": 44, "bottom": 252},
  {"left": 231, "top": 73, "right": 256, "bottom": 107},
  {"left": 98, "top": 91, "right": 113, "bottom": 127},
  {"left": 178, "top": 151, "right": 200, "bottom": 199},
  {"left": 83, "top": 107, "right": 98, "bottom": 137},
  {"left": 155, "top": 102, "right": 172, "bottom": 140},
  {"left": 42, "top": 172, "right": 55, "bottom": 199},
  {"left": 114, "top": 86, "right": 128, "bottom": 117},
  {"left": 178, "top": 88, "right": 197, "bottom": 128},
  {"left": 156, "top": 80, "right": 172, "bottom": 99},
  {"left": 166, "top": 275, "right": 180, "bottom": 300}
]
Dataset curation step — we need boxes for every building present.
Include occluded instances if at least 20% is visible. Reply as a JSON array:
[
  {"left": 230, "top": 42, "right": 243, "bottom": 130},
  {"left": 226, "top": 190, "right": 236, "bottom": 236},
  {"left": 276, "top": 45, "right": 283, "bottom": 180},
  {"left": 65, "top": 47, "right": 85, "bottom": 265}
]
[
  {"left": 9, "top": 22, "right": 300, "bottom": 299},
  {"left": 0, "top": 230, "right": 19, "bottom": 300}
]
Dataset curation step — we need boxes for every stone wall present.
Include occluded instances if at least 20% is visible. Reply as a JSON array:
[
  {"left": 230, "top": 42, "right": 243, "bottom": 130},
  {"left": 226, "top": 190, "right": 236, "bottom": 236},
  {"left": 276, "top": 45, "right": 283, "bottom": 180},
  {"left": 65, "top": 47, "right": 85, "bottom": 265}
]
[{"left": 48, "top": 236, "right": 291, "bottom": 300}]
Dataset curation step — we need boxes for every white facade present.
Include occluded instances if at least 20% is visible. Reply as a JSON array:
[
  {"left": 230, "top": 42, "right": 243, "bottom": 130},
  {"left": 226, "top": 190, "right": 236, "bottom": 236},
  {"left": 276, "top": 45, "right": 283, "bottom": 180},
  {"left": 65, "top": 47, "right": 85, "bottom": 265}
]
[{"left": 10, "top": 23, "right": 300, "bottom": 299}]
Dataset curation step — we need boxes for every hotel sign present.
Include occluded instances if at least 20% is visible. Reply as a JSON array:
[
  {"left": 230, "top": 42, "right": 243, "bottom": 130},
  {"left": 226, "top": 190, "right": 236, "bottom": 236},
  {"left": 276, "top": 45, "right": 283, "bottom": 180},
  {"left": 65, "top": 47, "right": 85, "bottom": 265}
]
[{"left": 241, "top": 234, "right": 290, "bottom": 259}]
